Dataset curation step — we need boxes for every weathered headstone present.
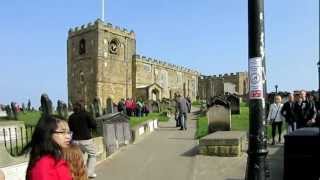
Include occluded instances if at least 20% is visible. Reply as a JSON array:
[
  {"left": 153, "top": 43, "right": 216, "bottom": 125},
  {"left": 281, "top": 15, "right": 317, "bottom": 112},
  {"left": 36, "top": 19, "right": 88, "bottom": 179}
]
[
  {"left": 89, "top": 104, "right": 96, "bottom": 119},
  {"left": 57, "top": 100, "right": 68, "bottom": 120},
  {"left": 207, "top": 98, "right": 231, "bottom": 133},
  {"left": 40, "top": 94, "right": 53, "bottom": 115},
  {"left": 226, "top": 94, "right": 240, "bottom": 114},
  {"left": 106, "top": 97, "right": 113, "bottom": 114},
  {"left": 27, "top": 99, "right": 31, "bottom": 111},
  {"left": 4, "top": 105, "right": 13, "bottom": 120},
  {"left": 93, "top": 97, "right": 102, "bottom": 117},
  {"left": 10, "top": 102, "right": 18, "bottom": 120},
  {"left": 68, "top": 100, "right": 73, "bottom": 112},
  {"left": 151, "top": 100, "right": 160, "bottom": 113},
  {"left": 96, "top": 113, "right": 131, "bottom": 156}
]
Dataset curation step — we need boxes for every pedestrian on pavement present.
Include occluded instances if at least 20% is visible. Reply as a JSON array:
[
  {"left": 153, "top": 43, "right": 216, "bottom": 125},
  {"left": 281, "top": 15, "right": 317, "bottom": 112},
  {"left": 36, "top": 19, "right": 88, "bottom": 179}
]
[
  {"left": 68, "top": 102, "right": 97, "bottom": 178},
  {"left": 176, "top": 94, "right": 190, "bottom": 130},
  {"left": 267, "top": 95, "right": 284, "bottom": 145},
  {"left": 281, "top": 93, "right": 296, "bottom": 133},
  {"left": 294, "top": 91, "right": 316, "bottom": 128},
  {"left": 24, "top": 115, "right": 73, "bottom": 180},
  {"left": 174, "top": 93, "right": 180, "bottom": 127}
]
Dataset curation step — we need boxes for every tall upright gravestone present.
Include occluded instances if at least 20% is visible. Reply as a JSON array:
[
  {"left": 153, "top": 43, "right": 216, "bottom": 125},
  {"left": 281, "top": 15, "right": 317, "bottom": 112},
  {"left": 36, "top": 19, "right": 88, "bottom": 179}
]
[
  {"left": 10, "top": 102, "right": 18, "bottom": 120},
  {"left": 226, "top": 94, "right": 240, "bottom": 114},
  {"left": 93, "top": 97, "right": 102, "bottom": 118},
  {"left": 40, "top": 93, "right": 53, "bottom": 116},
  {"left": 106, "top": 97, "right": 114, "bottom": 114},
  {"left": 207, "top": 97, "right": 231, "bottom": 133},
  {"left": 4, "top": 105, "right": 13, "bottom": 120},
  {"left": 57, "top": 100, "right": 68, "bottom": 119}
]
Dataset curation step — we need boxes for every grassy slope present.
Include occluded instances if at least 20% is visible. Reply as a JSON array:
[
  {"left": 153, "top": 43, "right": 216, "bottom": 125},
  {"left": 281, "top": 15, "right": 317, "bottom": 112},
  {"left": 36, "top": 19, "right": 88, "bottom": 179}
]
[{"left": 196, "top": 103, "right": 279, "bottom": 139}]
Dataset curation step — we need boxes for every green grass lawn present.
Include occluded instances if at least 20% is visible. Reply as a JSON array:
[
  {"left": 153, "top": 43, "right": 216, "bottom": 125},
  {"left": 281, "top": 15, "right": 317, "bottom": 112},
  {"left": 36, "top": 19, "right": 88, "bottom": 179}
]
[
  {"left": 0, "top": 111, "right": 42, "bottom": 126},
  {"left": 195, "top": 102, "right": 278, "bottom": 139},
  {"left": 129, "top": 112, "right": 170, "bottom": 127},
  {"left": 191, "top": 101, "right": 202, "bottom": 108}
]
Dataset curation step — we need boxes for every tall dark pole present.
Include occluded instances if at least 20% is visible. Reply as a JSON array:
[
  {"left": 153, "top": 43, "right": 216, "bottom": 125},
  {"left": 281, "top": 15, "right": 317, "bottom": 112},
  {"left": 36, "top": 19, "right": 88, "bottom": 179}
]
[
  {"left": 318, "top": 61, "right": 320, "bottom": 99},
  {"left": 275, "top": 85, "right": 278, "bottom": 94},
  {"left": 246, "top": 0, "right": 268, "bottom": 180}
]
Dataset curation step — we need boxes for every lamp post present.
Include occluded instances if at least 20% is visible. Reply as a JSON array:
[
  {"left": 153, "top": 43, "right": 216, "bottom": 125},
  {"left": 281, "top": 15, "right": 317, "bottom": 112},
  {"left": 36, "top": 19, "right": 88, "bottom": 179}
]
[
  {"left": 317, "top": 60, "right": 320, "bottom": 100},
  {"left": 246, "top": 0, "right": 268, "bottom": 179},
  {"left": 275, "top": 85, "right": 278, "bottom": 94}
]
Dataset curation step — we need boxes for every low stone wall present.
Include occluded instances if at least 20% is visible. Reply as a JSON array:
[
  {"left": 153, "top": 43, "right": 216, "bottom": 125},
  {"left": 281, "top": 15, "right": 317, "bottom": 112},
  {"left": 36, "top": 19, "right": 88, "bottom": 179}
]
[
  {"left": 199, "top": 131, "right": 247, "bottom": 157},
  {"left": 131, "top": 119, "right": 158, "bottom": 143},
  {"left": 0, "top": 143, "right": 28, "bottom": 180}
]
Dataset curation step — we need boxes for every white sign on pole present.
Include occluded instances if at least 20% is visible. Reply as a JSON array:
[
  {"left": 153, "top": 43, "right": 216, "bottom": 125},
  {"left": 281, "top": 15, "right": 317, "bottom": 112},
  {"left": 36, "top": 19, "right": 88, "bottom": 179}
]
[{"left": 249, "top": 57, "right": 264, "bottom": 99}]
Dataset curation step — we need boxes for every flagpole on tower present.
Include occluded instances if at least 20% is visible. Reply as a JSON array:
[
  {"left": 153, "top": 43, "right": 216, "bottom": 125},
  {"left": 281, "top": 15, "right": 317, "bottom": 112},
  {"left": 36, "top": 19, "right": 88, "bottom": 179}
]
[{"left": 102, "top": 0, "right": 105, "bottom": 22}]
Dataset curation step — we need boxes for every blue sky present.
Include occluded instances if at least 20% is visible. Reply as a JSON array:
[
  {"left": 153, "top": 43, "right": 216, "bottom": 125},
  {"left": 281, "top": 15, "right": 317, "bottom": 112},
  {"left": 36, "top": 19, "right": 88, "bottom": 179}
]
[{"left": 0, "top": 0, "right": 318, "bottom": 107}]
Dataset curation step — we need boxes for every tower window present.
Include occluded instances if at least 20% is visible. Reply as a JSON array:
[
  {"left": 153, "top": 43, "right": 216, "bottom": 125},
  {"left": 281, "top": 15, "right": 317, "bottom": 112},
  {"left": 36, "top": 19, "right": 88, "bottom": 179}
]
[
  {"left": 80, "top": 71, "right": 85, "bottom": 84},
  {"left": 79, "top": 39, "right": 86, "bottom": 55}
]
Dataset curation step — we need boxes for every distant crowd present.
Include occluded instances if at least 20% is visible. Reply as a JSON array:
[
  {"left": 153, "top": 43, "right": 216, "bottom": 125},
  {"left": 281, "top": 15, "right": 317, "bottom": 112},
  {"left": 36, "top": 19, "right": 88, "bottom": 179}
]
[
  {"left": 268, "top": 90, "right": 319, "bottom": 145},
  {"left": 116, "top": 98, "right": 150, "bottom": 117}
]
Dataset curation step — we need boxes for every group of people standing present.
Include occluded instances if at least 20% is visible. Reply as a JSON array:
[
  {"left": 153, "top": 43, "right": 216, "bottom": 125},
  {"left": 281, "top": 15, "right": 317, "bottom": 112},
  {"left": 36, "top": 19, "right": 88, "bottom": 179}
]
[
  {"left": 117, "top": 98, "right": 149, "bottom": 117},
  {"left": 23, "top": 101, "right": 97, "bottom": 180},
  {"left": 267, "top": 90, "right": 318, "bottom": 145},
  {"left": 174, "top": 94, "right": 191, "bottom": 130}
]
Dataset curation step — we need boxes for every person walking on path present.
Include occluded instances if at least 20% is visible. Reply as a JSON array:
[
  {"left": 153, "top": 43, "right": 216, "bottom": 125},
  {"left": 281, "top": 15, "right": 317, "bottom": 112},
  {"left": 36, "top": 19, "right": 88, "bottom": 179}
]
[
  {"left": 267, "top": 95, "right": 284, "bottom": 145},
  {"left": 176, "top": 94, "right": 190, "bottom": 130},
  {"left": 281, "top": 93, "right": 296, "bottom": 133},
  {"left": 68, "top": 102, "right": 97, "bottom": 178}
]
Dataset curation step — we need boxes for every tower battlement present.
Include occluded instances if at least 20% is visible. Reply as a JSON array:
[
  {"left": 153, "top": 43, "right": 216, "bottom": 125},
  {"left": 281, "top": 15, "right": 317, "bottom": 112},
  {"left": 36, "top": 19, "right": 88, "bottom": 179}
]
[{"left": 68, "top": 19, "right": 135, "bottom": 38}]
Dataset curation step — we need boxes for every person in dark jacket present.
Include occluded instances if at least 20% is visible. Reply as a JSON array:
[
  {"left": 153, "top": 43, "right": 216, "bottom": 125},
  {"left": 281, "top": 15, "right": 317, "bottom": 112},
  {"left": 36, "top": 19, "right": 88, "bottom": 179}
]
[
  {"left": 281, "top": 93, "right": 296, "bottom": 133},
  {"left": 68, "top": 102, "right": 97, "bottom": 178},
  {"left": 176, "top": 94, "right": 190, "bottom": 130}
]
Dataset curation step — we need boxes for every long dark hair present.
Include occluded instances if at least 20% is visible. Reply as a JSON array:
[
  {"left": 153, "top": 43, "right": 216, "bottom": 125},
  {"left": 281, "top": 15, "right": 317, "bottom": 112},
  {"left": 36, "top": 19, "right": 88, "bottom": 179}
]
[{"left": 23, "top": 115, "right": 65, "bottom": 179}]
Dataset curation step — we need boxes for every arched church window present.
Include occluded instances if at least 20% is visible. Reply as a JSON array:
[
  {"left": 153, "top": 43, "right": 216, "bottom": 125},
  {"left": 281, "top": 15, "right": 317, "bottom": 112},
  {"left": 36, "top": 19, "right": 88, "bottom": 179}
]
[
  {"left": 79, "top": 39, "right": 86, "bottom": 55},
  {"left": 80, "top": 71, "right": 85, "bottom": 84}
]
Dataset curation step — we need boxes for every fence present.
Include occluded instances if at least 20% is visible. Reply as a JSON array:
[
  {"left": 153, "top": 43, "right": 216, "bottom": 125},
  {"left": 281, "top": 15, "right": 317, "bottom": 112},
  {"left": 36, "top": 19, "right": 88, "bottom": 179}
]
[{"left": 0, "top": 125, "right": 35, "bottom": 156}]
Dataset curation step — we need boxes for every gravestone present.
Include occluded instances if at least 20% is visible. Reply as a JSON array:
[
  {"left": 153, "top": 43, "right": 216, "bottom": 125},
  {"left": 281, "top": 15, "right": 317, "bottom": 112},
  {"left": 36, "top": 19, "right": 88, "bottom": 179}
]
[
  {"left": 89, "top": 104, "right": 96, "bottom": 119},
  {"left": 226, "top": 94, "right": 240, "bottom": 114},
  {"left": 27, "top": 99, "right": 31, "bottom": 111},
  {"left": 68, "top": 100, "right": 73, "bottom": 112},
  {"left": 40, "top": 93, "right": 53, "bottom": 115},
  {"left": 4, "top": 105, "right": 13, "bottom": 120},
  {"left": 207, "top": 98, "right": 231, "bottom": 133},
  {"left": 106, "top": 98, "right": 113, "bottom": 114},
  {"left": 93, "top": 97, "right": 102, "bottom": 117},
  {"left": 96, "top": 113, "right": 131, "bottom": 156},
  {"left": 151, "top": 100, "right": 160, "bottom": 113},
  {"left": 57, "top": 100, "right": 68, "bottom": 120},
  {"left": 10, "top": 102, "right": 17, "bottom": 120}
]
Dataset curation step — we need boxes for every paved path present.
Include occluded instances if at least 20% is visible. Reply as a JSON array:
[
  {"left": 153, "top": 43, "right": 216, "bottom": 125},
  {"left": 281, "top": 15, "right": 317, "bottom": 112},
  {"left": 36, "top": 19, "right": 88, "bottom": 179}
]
[
  {"left": 95, "top": 109, "right": 199, "bottom": 180},
  {"left": 95, "top": 108, "right": 284, "bottom": 180}
]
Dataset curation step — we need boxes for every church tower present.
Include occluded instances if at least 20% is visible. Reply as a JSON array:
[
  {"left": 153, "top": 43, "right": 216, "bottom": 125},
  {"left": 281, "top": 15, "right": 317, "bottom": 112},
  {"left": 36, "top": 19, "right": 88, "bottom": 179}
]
[{"left": 67, "top": 19, "right": 136, "bottom": 107}]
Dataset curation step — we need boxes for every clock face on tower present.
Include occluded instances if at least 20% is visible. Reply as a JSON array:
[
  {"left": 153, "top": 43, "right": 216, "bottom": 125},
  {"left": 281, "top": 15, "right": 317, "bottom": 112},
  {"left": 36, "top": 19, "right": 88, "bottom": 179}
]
[{"left": 109, "top": 39, "right": 119, "bottom": 54}]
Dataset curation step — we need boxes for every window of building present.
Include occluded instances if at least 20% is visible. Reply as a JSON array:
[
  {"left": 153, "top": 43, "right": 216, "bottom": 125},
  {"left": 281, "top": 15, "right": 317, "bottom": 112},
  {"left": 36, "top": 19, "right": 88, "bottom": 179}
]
[
  {"left": 80, "top": 71, "right": 85, "bottom": 84},
  {"left": 79, "top": 39, "right": 86, "bottom": 55}
]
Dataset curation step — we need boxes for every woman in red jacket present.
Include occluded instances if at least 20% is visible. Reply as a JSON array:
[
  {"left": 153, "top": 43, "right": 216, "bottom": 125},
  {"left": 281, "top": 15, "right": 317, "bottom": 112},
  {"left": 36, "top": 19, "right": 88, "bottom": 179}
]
[{"left": 24, "top": 115, "right": 73, "bottom": 180}]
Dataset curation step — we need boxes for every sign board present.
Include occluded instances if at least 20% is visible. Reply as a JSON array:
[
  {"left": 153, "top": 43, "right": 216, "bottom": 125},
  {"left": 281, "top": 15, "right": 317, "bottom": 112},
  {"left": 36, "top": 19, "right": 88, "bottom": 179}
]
[{"left": 249, "top": 57, "right": 264, "bottom": 99}]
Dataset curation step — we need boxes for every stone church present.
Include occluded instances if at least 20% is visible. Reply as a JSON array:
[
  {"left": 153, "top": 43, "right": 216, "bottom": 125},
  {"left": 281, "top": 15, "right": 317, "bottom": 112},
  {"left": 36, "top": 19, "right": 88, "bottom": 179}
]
[{"left": 67, "top": 19, "right": 199, "bottom": 107}]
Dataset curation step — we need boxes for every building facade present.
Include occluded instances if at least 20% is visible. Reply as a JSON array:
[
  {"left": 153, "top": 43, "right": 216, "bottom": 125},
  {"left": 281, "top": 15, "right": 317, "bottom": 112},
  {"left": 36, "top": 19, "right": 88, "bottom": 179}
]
[
  {"left": 198, "top": 72, "right": 249, "bottom": 101},
  {"left": 67, "top": 19, "right": 199, "bottom": 107}
]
